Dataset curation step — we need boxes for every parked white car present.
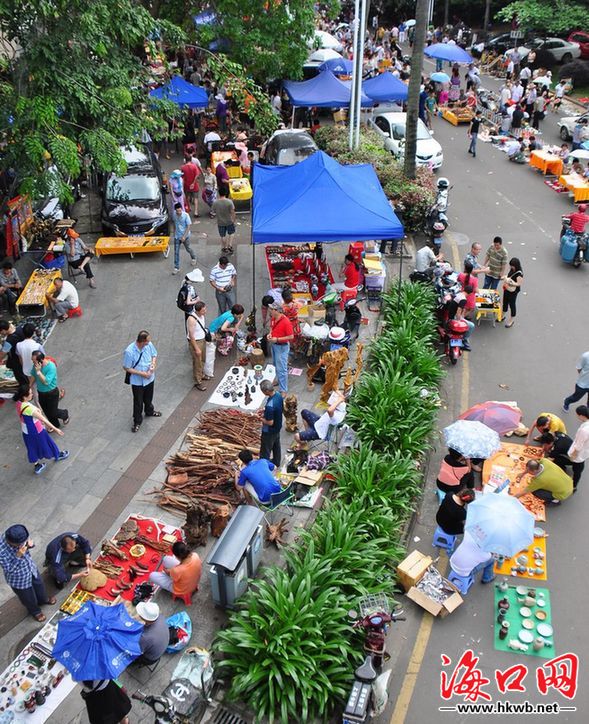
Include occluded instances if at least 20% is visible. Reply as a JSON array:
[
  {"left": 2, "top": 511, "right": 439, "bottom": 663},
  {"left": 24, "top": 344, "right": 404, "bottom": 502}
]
[
  {"left": 558, "top": 111, "right": 589, "bottom": 141},
  {"left": 368, "top": 112, "right": 444, "bottom": 169},
  {"left": 509, "top": 38, "right": 581, "bottom": 64}
]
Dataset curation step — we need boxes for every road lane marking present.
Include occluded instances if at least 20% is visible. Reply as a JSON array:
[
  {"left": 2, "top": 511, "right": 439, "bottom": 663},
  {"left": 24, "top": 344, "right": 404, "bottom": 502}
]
[
  {"left": 494, "top": 190, "right": 551, "bottom": 238},
  {"left": 389, "top": 232, "right": 469, "bottom": 724}
]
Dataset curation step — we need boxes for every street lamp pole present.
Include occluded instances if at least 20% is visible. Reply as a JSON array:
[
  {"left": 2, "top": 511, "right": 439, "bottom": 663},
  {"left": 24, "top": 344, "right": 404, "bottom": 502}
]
[
  {"left": 355, "top": 0, "right": 368, "bottom": 149},
  {"left": 348, "top": 0, "right": 360, "bottom": 150}
]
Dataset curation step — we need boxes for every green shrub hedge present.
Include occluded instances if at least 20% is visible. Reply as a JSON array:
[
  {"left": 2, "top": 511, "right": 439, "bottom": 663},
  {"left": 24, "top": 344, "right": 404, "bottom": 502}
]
[
  {"left": 214, "top": 282, "right": 442, "bottom": 723},
  {"left": 314, "top": 125, "right": 436, "bottom": 233}
]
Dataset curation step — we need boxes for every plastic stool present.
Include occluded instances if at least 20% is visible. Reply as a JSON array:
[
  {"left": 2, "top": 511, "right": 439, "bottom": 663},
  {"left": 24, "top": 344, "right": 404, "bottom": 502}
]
[
  {"left": 432, "top": 526, "right": 457, "bottom": 553},
  {"left": 172, "top": 591, "right": 194, "bottom": 605},
  {"left": 436, "top": 488, "right": 445, "bottom": 505},
  {"left": 67, "top": 305, "right": 83, "bottom": 318},
  {"left": 448, "top": 569, "right": 475, "bottom": 595}
]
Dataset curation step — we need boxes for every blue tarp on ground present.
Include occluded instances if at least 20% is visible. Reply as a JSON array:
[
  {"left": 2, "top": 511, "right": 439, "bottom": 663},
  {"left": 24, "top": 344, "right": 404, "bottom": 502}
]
[
  {"left": 252, "top": 151, "right": 404, "bottom": 244},
  {"left": 362, "top": 72, "right": 409, "bottom": 102},
  {"left": 283, "top": 70, "right": 372, "bottom": 108},
  {"left": 149, "top": 75, "right": 209, "bottom": 109}
]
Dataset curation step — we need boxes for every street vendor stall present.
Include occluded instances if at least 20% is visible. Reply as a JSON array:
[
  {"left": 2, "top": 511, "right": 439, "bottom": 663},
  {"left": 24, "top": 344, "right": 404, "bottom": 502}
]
[
  {"left": 0, "top": 610, "right": 79, "bottom": 721},
  {"left": 94, "top": 235, "right": 170, "bottom": 258},
  {"left": 80, "top": 514, "right": 182, "bottom": 603},
  {"left": 441, "top": 106, "right": 474, "bottom": 126},
  {"left": 265, "top": 244, "right": 334, "bottom": 299},
  {"left": 482, "top": 442, "right": 546, "bottom": 522},
  {"left": 529, "top": 150, "right": 564, "bottom": 176},
  {"left": 208, "top": 364, "right": 276, "bottom": 411},
  {"left": 16, "top": 269, "right": 61, "bottom": 317},
  {"left": 558, "top": 173, "right": 589, "bottom": 203},
  {"left": 210, "top": 150, "right": 253, "bottom": 211}
]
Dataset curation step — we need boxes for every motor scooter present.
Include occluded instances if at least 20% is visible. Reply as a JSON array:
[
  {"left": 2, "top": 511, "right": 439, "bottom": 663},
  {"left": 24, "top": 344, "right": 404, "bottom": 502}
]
[
  {"left": 426, "top": 178, "right": 451, "bottom": 248},
  {"left": 342, "top": 595, "right": 405, "bottom": 723},
  {"left": 436, "top": 285, "right": 470, "bottom": 365},
  {"left": 560, "top": 216, "right": 588, "bottom": 268}
]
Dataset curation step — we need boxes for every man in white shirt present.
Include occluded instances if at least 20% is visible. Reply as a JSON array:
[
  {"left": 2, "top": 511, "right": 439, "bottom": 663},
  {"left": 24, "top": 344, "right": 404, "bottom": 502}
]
[
  {"left": 519, "top": 65, "right": 531, "bottom": 91},
  {"left": 415, "top": 243, "right": 440, "bottom": 272},
  {"left": 510, "top": 81, "right": 524, "bottom": 104},
  {"left": 45, "top": 278, "right": 79, "bottom": 322},
  {"left": 568, "top": 405, "right": 589, "bottom": 490},
  {"left": 499, "top": 82, "right": 511, "bottom": 111},
  {"left": 16, "top": 323, "right": 44, "bottom": 379},
  {"left": 209, "top": 255, "right": 237, "bottom": 314},
  {"left": 271, "top": 92, "right": 282, "bottom": 117},
  {"left": 294, "top": 390, "right": 347, "bottom": 445},
  {"left": 186, "top": 301, "right": 208, "bottom": 391},
  {"left": 450, "top": 531, "right": 496, "bottom": 583}
]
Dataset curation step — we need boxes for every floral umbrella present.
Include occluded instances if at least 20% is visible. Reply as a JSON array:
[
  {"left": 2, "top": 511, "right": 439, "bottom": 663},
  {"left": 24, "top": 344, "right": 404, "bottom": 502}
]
[
  {"left": 443, "top": 420, "right": 501, "bottom": 459},
  {"left": 458, "top": 402, "right": 522, "bottom": 435}
]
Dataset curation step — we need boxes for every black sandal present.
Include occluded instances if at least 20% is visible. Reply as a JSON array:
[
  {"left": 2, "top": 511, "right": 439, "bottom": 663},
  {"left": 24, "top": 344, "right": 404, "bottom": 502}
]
[
  {"left": 132, "top": 424, "right": 141, "bottom": 433},
  {"left": 147, "top": 411, "right": 162, "bottom": 417}
]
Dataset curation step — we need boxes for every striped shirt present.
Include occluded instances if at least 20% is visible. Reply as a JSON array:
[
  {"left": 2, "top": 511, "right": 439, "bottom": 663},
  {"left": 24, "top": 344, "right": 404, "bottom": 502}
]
[
  {"left": 0, "top": 536, "right": 39, "bottom": 589},
  {"left": 209, "top": 263, "right": 236, "bottom": 290}
]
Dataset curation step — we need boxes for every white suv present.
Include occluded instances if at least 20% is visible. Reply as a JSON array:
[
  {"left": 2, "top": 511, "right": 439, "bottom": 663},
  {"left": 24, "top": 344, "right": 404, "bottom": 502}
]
[{"left": 368, "top": 112, "right": 444, "bottom": 169}]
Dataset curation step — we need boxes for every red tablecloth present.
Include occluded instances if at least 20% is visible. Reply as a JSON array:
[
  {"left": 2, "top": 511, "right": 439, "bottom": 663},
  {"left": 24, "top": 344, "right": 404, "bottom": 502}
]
[
  {"left": 265, "top": 244, "right": 334, "bottom": 299},
  {"left": 87, "top": 516, "right": 182, "bottom": 602}
]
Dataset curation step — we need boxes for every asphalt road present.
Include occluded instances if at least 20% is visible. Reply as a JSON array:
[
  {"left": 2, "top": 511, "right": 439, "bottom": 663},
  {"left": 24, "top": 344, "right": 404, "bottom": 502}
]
[{"left": 378, "top": 76, "right": 589, "bottom": 723}]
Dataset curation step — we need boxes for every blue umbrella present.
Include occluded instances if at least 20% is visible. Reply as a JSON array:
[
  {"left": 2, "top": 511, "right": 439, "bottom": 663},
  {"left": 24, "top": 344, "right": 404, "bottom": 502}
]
[
  {"left": 443, "top": 420, "right": 501, "bottom": 459},
  {"left": 430, "top": 71, "right": 451, "bottom": 83},
  {"left": 318, "top": 57, "right": 354, "bottom": 76},
  {"left": 425, "top": 43, "right": 473, "bottom": 64},
  {"left": 465, "top": 494, "right": 535, "bottom": 557},
  {"left": 53, "top": 602, "right": 143, "bottom": 681}
]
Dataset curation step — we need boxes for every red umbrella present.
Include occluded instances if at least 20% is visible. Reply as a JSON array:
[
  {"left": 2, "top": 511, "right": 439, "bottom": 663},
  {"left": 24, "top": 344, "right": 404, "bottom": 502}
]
[{"left": 458, "top": 402, "right": 522, "bottom": 435}]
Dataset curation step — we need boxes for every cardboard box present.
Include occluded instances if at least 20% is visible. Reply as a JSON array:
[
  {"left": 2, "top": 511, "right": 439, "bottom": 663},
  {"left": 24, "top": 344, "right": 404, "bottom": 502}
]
[
  {"left": 396, "top": 551, "right": 433, "bottom": 592},
  {"left": 397, "top": 550, "right": 463, "bottom": 618},
  {"left": 406, "top": 579, "right": 463, "bottom": 618}
]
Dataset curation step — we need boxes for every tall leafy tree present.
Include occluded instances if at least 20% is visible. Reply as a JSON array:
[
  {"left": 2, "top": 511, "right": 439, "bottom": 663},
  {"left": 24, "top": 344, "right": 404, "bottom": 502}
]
[
  {"left": 193, "top": 0, "right": 337, "bottom": 81},
  {"left": 495, "top": 0, "right": 587, "bottom": 35},
  {"left": 403, "top": 0, "right": 428, "bottom": 180},
  {"left": 0, "top": 0, "right": 184, "bottom": 199}
]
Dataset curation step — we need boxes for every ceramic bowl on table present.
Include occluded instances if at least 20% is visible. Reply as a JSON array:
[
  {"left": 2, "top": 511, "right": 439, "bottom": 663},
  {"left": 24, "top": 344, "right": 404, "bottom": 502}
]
[
  {"left": 535, "top": 610, "right": 548, "bottom": 621},
  {"left": 522, "top": 619, "right": 534, "bottom": 630},
  {"left": 518, "top": 629, "right": 534, "bottom": 644},
  {"left": 519, "top": 606, "right": 532, "bottom": 618}
]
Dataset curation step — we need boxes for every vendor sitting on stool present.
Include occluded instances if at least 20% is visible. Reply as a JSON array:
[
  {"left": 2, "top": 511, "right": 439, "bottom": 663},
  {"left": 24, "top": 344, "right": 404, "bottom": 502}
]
[
  {"left": 449, "top": 531, "right": 496, "bottom": 584},
  {"left": 513, "top": 458, "right": 573, "bottom": 505},
  {"left": 149, "top": 541, "right": 202, "bottom": 597},
  {"left": 64, "top": 227, "right": 96, "bottom": 288},
  {"left": 44, "top": 532, "right": 92, "bottom": 588},
  {"left": 293, "top": 390, "right": 347, "bottom": 448},
  {"left": 45, "top": 278, "right": 79, "bottom": 322},
  {"left": 235, "top": 449, "right": 281, "bottom": 504},
  {"left": 436, "top": 488, "right": 475, "bottom": 536},
  {"left": 134, "top": 602, "right": 169, "bottom": 666}
]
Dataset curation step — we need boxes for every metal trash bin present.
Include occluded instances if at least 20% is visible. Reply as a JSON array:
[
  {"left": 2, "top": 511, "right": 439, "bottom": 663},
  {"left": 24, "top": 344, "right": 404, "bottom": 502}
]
[{"left": 206, "top": 505, "right": 264, "bottom": 609}]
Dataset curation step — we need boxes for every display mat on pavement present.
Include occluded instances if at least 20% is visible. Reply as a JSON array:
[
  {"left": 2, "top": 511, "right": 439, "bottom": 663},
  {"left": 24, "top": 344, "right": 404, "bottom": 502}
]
[
  {"left": 494, "top": 533, "right": 547, "bottom": 581},
  {"left": 493, "top": 585, "right": 554, "bottom": 659}
]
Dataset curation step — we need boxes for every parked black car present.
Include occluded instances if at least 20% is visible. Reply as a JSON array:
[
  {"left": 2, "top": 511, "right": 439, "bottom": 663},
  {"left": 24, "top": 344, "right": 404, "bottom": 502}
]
[
  {"left": 101, "top": 145, "right": 169, "bottom": 236},
  {"left": 260, "top": 129, "right": 318, "bottom": 166}
]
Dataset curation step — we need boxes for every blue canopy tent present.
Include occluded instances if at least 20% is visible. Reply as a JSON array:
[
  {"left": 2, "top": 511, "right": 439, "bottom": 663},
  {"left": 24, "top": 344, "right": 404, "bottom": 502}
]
[
  {"left": 424, "top": 43, "right": 473, "bottom": 64},
  {"left": 362, "top": 72, "right": 408, "bottom": 103},
  {"left": 149, "top": 75, "right": 209, "bottom": 108},
  {"left": 283, "top": 70, "right": 372, "bottom": 107},
  {"left": 252, "top": 151, "right": 403, "bottom": 243},
  {"left": 318, "top": 57, "right": 354, "bottom": 76}
]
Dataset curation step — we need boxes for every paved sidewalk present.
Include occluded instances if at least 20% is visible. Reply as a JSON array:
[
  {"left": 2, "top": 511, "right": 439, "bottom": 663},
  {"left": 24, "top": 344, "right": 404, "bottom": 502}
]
[{"left": 0, "top": 150, "right": 393, "bottom": 721}]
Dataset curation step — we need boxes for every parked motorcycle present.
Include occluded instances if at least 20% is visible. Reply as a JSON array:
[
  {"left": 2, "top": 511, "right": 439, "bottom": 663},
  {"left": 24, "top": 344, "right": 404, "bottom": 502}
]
[
  {"left": 343, "top": 595, "right": 405, "bottom": 723},
  {"left": 426, "top": 177, "right": 451, "bottom": 247},
  {"left": 560, "top": 216, "right": 588, "bottom": 268},
  {"left": 436, "top": 280, "right": 470, "bottom": 365}
]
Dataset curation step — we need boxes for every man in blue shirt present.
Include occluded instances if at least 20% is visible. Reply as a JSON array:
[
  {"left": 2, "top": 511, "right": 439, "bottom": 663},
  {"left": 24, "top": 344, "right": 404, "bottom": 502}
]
[
  {"left": 122, "top": 330, "right": 162, "bottom": 433},
  {"left": 0, "top": 524, "right": 56, "bottom": 621},
  {"left": 44, "top": 532, "right": 92, "bottom": 588},
  {"left": 259, "top": 380, "right": 283, "bottom": 467},
  {"left": 172, "top": 202, "right": 197, "bottom": 275},
  {"left": 235, "top": 449, "right": 281, "bottom": 504}
]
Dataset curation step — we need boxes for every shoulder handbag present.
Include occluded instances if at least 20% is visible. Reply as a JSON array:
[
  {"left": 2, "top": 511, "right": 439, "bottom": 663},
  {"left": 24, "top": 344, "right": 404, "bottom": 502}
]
[
  {"left": 124, "top": 348, "right": 145, "bottom": 385},
  {"left": 192, "top": 313, "right": 212, "bottom": 343}
]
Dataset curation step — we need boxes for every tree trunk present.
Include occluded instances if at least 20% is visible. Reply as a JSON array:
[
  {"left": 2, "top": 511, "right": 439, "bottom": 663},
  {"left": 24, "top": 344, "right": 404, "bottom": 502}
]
[
  {"left": 444, "top": 0, "right": 450, "bottom": 27},
  {"left": 403, "top": 0, "right": 429, "bottom": 180},
  {"left": 484, "top": 0, "right": 492, "bottom": 31}
]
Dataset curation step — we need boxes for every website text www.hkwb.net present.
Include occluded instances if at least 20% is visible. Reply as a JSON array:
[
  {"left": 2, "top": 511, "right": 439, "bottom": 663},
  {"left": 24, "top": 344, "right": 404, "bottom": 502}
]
[{"left": 440, "top": 700, "right": 577, "bottom": 715}]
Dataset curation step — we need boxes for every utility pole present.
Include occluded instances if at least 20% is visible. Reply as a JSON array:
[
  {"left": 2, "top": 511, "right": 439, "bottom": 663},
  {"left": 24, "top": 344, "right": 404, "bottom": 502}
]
[
  {"left": 403, "top": 0, "right": 428, "bottom": 179},
  {"left": 484, "top": 0, "right": 492, "bottom": 32},
  {"left": 444, "top": 0, "right": 450, "bottom": 27},
  {"left": 348, "top": 0, "right": 369, "bottom": 150}
]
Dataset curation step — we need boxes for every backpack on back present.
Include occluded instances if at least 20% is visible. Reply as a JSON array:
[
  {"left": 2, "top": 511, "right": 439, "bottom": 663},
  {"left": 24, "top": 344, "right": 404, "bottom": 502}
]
[{"left": 177, "top": 282, "right": 189, "bottom": 312}]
